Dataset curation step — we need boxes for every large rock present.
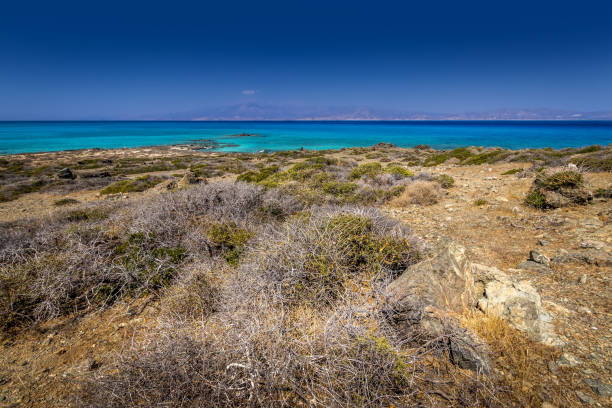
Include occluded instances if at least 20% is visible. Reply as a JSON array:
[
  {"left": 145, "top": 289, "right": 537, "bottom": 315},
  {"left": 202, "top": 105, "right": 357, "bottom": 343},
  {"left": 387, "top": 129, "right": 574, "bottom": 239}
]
[
  {"left": 473, "top": 263, "right": 563, "bottom": 347},
  {"left": 177, "top": 170, "right": 204, "bottom": 189},
  {"left": 384, "top": 239, "right": 476, "bottom": 317},
  {"left": 384, "top": 240, "right": 562, "bottom": 374},
  {"left": 383, "top": 240, "right": 490, "bottom": 372},
  {"left": 57, "top": 167, "right": 76, "bottom": 180}
]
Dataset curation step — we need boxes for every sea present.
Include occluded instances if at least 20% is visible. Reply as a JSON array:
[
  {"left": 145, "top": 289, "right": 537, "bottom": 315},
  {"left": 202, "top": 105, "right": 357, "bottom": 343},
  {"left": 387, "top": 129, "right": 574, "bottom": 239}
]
[{"left": 0, "top": 121, "right": 610, "bottom": 155}]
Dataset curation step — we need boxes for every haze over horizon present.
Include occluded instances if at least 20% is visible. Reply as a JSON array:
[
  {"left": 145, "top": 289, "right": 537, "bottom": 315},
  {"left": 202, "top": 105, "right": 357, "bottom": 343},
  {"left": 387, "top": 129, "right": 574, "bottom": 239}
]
[{"left": 2, "top": 0, "right": 612, "bottom": 120}]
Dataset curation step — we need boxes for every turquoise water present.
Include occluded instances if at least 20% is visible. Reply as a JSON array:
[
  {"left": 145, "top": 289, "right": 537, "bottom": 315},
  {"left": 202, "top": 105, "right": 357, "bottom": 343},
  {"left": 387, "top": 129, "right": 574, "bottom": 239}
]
[{"left": 0, "top": 121, "right": 610, "bottom": 154}]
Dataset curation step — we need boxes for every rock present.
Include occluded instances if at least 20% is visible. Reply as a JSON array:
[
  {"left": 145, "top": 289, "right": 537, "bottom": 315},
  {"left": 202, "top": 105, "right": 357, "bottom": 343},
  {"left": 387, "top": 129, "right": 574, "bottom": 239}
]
[
  {"left": 473, "top": 263, "right": 563, "bottom": 346},
  {"left": 496, "top": 196, "right": 508, "bottom": 202},
  {"left": 583, "top": 378, "right": 612, "bottom": 397},
  {"left": 448, "top": 326, "right": 493, "bottom": 373},
  {"left": 538, "top": 240, "right": 550, "bottom": 246},
  {"left": 57, "top": 168, "right": 76, "bottom": 180},
  {"left": 385, "top": 239, "right": 476, "bottom": 315},
  {"left": 580, "top": 240, "right": 606, "bottom": 250},
  {"left": 581, "top": 217, "right": 603, "bottom": 229},
  {"left": 552, "top": 250, "right": 612, "bottom": 267},
  {"left": 556, "top": 352, "right": 581, "bottom": 368},
  {"left": 517, "top": 260, "right": 552, "bottom": 274},
  {"left": 177, "top": 170, "right": 204, "bottom": 189},
  {"left": 529, "top": 250, "right": 550, "bottom": 266},
  {"left": 578, "top": 274, "right": 587, "bottom": 284},
  {"left": 575, "top": 390, "right": 595, "bottom": 404},
  {"left": 383, "top": 240, "right": 490, "bottom": 372},
  {"left": 541, "top": 403, "right": 556, "bottom": 408}
]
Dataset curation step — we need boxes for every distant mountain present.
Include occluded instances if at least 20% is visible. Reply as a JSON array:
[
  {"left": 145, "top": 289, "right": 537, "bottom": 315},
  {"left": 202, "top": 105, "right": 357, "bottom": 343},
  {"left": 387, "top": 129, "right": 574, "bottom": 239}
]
[{"left": 155, "top": 103, "right": 612, "bottom": 121}]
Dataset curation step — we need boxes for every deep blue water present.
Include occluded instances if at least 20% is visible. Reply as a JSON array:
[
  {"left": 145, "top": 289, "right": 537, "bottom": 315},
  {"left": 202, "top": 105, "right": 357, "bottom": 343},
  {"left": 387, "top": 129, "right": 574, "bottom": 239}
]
[{"left": 0, "top": 121, "right": 610, "bottom": 154}]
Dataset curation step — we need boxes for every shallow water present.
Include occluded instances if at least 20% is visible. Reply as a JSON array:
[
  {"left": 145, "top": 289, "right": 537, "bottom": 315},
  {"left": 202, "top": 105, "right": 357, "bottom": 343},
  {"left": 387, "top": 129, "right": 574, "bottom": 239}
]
[{"left": 0, "top": 121, "right": 610, "bottom": 154}]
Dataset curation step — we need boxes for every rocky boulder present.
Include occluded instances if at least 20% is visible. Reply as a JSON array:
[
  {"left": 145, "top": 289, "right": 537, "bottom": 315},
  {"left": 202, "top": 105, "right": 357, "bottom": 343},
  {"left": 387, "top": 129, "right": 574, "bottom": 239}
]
[
  {"left": 383, "top": 240, "right": 489, "bottom": 372},
  {"left": 177, "top": 170, "right": 204, "bottom": 189},
  {"left": 472, "top": 263, "right": 563, "bottom": 347},
  {"left": 57, "top": 167, "right": 76, "bottom": 180},
  {"left": 383, "top": 239, "right": 563, "bottom": 372}
]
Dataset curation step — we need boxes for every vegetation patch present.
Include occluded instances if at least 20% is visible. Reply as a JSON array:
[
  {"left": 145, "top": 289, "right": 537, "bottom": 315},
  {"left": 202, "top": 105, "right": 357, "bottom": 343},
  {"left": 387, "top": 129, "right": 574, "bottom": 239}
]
[
  {"left": 436, "top": 174, "right": 455, "bottom": 188},
  {"left": 349, "top": 162, "right": 383, "bottom": 179},
  {"left": 100, "top": 175, "right": 165, "bottom": 194},
  {"left": 207, "top": 222, "right": 253, "bottom": 265}
]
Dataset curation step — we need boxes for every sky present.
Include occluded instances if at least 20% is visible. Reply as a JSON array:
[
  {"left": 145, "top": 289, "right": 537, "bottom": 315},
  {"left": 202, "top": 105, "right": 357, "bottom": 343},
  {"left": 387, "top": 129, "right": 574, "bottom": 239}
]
[{"left": 1, "top": 0, "right": 612, "bottom": 119}]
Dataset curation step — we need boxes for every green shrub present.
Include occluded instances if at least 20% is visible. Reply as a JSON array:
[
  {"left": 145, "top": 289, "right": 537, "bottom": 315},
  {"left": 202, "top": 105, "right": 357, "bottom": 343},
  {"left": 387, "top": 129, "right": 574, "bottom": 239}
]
[
  {"left": 321, "top": 180, "right": 358, "bottom": 196},
  {"left": 577, "top": 145, "right": 603, "bottom": 154},
  {"left": 449, "top": 147, "right": 473, "bottom": 161},
  {"left": 349, "top": 162, "right": 383, "bottom": 179},
  {"left": 525, "top": 189, "right": 548, "bottom": 209},
  {"left": 464, "top": 150, "right": 509, "bottom": 165},
  {"left": 236, "top": 165, "right": 279, "bottom": 183},
  {"left": 474, "top": 199, "right": 488, "bottom": 206},
  {"left": 207, "top": 222, "right": 253, "bottom": 265},
  {"left": 54, "top": 198, "right": 80, "bottom": 206},
  {"left": 385, "top": 165, "right": 413, "bottom": 178},
  {"left": 502, "top": 168, "right": 522, "bottom": 175},
  {"left": 539, "top": 171, "right": 583, "bottom": 190},
  {"left": 423, "top": 153, "right": 449, "bottom": 167},
  {"left": 101, "top": 175, "right": 164, "bottom": 194},
  {"left": 114, "top": 232, "right": 187, "bottom": 288},
  {"left": 436, "top": 174, "right": 455, "bottom": 188}
]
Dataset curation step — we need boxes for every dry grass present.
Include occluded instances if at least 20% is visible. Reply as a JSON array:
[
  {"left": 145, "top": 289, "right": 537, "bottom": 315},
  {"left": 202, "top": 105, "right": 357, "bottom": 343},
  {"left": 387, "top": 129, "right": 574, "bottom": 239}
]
[{"left": 390, "top": 181, "right": 441, "bottom": 206}]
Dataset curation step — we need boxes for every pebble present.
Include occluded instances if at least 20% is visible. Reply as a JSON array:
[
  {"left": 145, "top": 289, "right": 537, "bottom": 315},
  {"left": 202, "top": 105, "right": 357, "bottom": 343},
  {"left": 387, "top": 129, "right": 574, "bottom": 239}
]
[
  {"left": 578, "top": 274, "right": 587, "bottom": 284},
  {"left": 538, "top": 240, "right": 550, "bottom": 246},
  {"left": 575, "top": 391, "right": 595, "bottom": 404}
]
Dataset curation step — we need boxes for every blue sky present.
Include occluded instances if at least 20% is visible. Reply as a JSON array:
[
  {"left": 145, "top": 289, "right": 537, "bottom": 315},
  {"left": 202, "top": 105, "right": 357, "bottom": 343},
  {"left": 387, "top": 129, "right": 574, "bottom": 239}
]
[{"left": 1, "top": 0, "right": 611, "bottom": 119}]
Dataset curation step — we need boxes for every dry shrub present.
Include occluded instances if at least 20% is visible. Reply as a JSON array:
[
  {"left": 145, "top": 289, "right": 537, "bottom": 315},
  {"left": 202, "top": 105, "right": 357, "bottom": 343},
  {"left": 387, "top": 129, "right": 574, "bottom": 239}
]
[
  {"left": 391, "top": 181, "right": 441, "bottom": 206},
  {"left": 241, "top": 206, "right": 421, "bottom": 308},
  {"left": 0, "top": 182, "right": 301, "bottom": 330},
  {"left": 465, "top": 314, "right": 561, "bottom": 407}
]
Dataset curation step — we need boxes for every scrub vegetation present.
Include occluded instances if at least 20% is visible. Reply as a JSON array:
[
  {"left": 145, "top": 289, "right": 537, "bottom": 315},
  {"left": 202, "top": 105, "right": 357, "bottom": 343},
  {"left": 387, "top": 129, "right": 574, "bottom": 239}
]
[{"left": 0, "top": 142, "right": 610, "bottom": 407}]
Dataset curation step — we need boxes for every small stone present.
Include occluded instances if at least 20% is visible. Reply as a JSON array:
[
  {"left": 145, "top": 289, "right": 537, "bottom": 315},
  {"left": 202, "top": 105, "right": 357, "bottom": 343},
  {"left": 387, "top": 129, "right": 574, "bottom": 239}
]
[
  {"left": 57, "top": 168, "right": 76, "bottom": 179},
  {"left": 557, "top": 353, "right": 581, "bottom": 368},
  {"left": 580, "top": 240, "right": 605, "bottom": 250},
  {"left": 497, "top": 196, "right": 508, "bottom": 202},
  {"left": 538, "top": 240, "right": 550, "bottom": 246},
  {"left": 583, "top": 378, "right": 612, "bottom": 396},
  {"left": 575, "top": 391, "right": 595, "bottom": 404},
  {"left": 578, "top": 274, "right": 587, "bottom": 284},
  {"left": 541, "top": 402, "right": 556, "bottom": 408},
  {"left": 529, "top": 250, "right": 550, "bottom": 266}
]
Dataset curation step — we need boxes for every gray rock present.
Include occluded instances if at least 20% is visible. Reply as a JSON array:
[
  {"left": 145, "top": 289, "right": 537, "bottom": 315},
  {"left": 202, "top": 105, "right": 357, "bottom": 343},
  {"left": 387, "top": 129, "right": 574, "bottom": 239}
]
[
  {"left": 530, "top": 250, "right": 550, "bottom": 265},
  {"left": 578, "top": 274, "right": 587, "bottom": 284},
  {"left": 556, "top": 352, "right": 581, "bottom": 368},
  {"left": 581, "top": 217, "right": 603, "bottom": 229},
  {"left": 583, "top": 378, "right": 612, "bottom": 397},
  {"left": 580, "top": 240, "right": 606, "bottom": 250},
  {"left": 575, "top": 391, "right": 595, "bottom": 404},
  {"left": 57, "top": 167, "right": 76, "bottom": 180},
  {"left": 538, "top": 240, "right": 550, "bottom": 246},
  {"left": 384, "top": 240, "right": 490, "bottom": 372},
  {"left": 473, "top": 263, "right": 563, "bottom": 346},
  {"left": 517, "top": 260, "right": 552, "bottom": 274}
]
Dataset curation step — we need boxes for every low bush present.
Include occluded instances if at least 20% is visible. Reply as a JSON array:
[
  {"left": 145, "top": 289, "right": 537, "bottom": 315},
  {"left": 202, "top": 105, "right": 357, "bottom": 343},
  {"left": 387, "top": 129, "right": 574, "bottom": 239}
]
[
  {"left": 474, "top": 199, "right": 488, "bottom": 206},
  {"left": 537, "top": 170, "right": 583, "bottom": 190},
  {"left": 100, "top": 175, "right": 165, "bottom": 194},
  {"left": 423, "top": 153, "right": 449, "bottom": 167},
  {"left": 54, "top": 197, "right": 80, "bottom": 206},
  {"left": 502, "top": 168, "right": 522, "bottom": 175},
  {"left": 242, "top": 207, "right": 420, "bottom": 307},
  {"left": 391, "top": 181, "right": 441, "bottom": 206},
  {"left": 524, "top": 189, "right": 548, "bottom": 209},
  {"left": 385, "top": 164, "right": 413, "bottom": 178},
  {"left": 436, "top": 174, "right": 455, "bottom": 188},
  {"left": 349, "top": 162, "right": 383, "bottom": 179},
  {"left": 207, "top": 222, "right": 253, "bottom": 265}
]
